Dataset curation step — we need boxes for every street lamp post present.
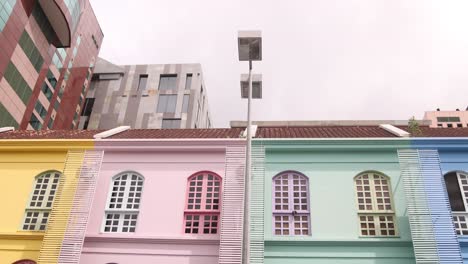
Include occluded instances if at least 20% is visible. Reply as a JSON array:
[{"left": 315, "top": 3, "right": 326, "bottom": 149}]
[{"left": 238, "top": 30, "right": 262, "bottom": 264}]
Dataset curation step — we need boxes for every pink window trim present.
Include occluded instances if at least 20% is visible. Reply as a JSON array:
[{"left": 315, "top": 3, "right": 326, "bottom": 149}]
[{"left": 183, "top": 171, "right": 222, "bottom": 234}]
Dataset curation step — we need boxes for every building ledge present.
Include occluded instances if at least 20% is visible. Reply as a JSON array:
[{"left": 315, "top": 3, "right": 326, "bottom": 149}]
[
  {"left": 265, "top": 238, "right": 412, "bottom": 247},
  {"left": 84, "top": 234, "right": 220, "bottom": 245},
  {"left": 0, "top": 232, "right": 45, "bottom": 240}
]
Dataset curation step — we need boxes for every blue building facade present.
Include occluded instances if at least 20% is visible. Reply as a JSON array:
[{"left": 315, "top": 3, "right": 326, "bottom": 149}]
[{"left": 411, "top": 138, "right": 468, "bottom": 263}]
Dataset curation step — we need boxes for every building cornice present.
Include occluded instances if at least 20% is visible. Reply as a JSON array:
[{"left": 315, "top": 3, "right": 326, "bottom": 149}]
[
  {"left": 0, "top": 140, "right": 94, "bottom": 151},
  {"left": 265, "top": 238, "right": 413, "bottom": 247},
  {"left": 254, "top": 138, "right": 411, "bottom": 151},
  {"left": 411, "top": 138, "right": 468, "bottom": 150},
  {"left": 84, "top": 235, "right": 219, "bottom": 245},
  {"left": 95, "top": 139, "right": 245, "bottom": 151},
  {"left": 0, "top": 232, "right": 45, "bottom": 240}
]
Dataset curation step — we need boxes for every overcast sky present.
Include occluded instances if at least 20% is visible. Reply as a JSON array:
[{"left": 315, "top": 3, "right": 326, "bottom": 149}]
[{"left": 90, "top": 0, "right": 468, "bottom": 127}]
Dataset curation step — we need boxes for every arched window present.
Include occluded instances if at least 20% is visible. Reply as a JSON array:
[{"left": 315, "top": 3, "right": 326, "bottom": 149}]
[
  {"left": 103, "top": 172, "right": 144, "bottom": 233},
  {"left": 272, "top": 171, "right": 310, "bottom": 236},
  {"left": 22, "top": 171, "right": 61, "bottom": 231},
  {"left": 184, "top": 172, "right": 222, "bottom": 234},
  {"left": 13, "top": 260, "right": 36, "bottom": 264},
  {"left": 354, "top": 172, "right": 396, "bottom": 236},
  {"left": 444, "top": 171, "right": 468, "bottom": 235}
]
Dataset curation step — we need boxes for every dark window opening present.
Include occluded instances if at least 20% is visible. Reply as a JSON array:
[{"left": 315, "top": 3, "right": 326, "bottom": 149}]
[
  {"left": 437, "top": 117, "right": 461, "bottom": 122},
  {"left": 81, "top": 98, "right": 95, "bottom": 117},
  {"left": 162, "top": 119, "right": 181, "bottom": 129},
  {"left": 185, "top": 74, "right": 192, "bottom": 90},
  {"left": 29, "top": 113, "right": 42, "bottom": 130},
  {"left": 445, "top": 172, "right": 465, "bottom": 211},
  {"left": 138, "top": 74, "right": 148, "bottom": 90}
]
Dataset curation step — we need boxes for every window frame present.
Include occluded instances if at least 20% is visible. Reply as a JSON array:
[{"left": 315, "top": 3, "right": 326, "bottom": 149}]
[
  {"left": 354, "top": 171, "right": 398, "bottom": 237},
  {"left": 21, "top": 170, "right": 61, "bottom": 231},
  {"left": 446, "top": 171, "right": 468, "bottom": 235},
  {"left": 455, "top": 171, "right": 468, "bottom": 210},
  {"left": 272, "top": 170, "right": 311, "bottom": 236},
  {"left": 157, "top": 94, "right": 177, "bottom": 113},
  {"left": 102, "top": 171, "right": 145, "bottom": 233},
  {"left": 137, "top": 74, "right": 148, "bottom": 90},
  {"left": 183, "top": 171, "right": 222, "bottom": 235},
  {"left": 161, "top": 118, "right": 181, "bottom": 129},
  {"left": 158, "top": 74, "right": 178, "bottom": 91},
  {"left": 185, "top": 73, "right": 193, "bottom": 90}
]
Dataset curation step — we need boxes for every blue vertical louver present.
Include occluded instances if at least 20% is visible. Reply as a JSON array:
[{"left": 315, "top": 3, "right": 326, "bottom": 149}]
[
  {"left": 419, "top": 150, "right": 462, "bottom": 263},
  {"left": 399, "top": 149, "right": 462, "bottom": 264}
]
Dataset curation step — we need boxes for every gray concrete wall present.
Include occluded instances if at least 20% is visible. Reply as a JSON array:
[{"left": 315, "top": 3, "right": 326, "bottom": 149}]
[{"left": 81, "top": 59, "right": 212, "bottom": 129}]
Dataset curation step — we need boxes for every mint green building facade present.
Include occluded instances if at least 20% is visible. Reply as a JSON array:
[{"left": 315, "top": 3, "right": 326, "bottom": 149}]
[{"left": 249, "top": 139, "right": 416, "bottom": 264}]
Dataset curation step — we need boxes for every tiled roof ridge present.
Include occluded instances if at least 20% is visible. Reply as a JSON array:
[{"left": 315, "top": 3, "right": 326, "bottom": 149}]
[{"left": 0, "top": 126, "right": 468, "bottom": 139}]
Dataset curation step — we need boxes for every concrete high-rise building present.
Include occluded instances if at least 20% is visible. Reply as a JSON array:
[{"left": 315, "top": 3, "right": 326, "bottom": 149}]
[
  {"left": 0, "top": 0, "right": 103, "bottom": 129},
  {"left": 80, "top": 58, "right": 212, "bottom": 129},
  {"left": 424, "top": 107, "right": 468, "bottom": 128}
]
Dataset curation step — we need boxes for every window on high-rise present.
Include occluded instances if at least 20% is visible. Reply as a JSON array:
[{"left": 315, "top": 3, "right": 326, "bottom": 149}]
[
  {"left": 31, "top": 0, "right": 55, "bottom": 42},
  {"left": 157, "top": 95, "right": 177, "bottom": 113},
  {"left": 4, "top": 62, "right": 32, "bottom": 105},
  {"left": 272, "top": 171, "right": 310, "bottom": 236},
  {"left": 355, "top": 172, "right": 397, "bottom": 236},
  {"left": 0, "top": 103, "right": 18, "bottom": 128},
  {"left": 47, "top": 70, "right": 57, "bottom": 89},
  {"left": 185, "top": 74, "right": 192, "bottom": 90},
  {"left": 34, "top": 101, "right": 47, "bottom": 119},
  {"left": 81, "top": 98, "right": 95, "bottom": 117},
  {"left": 29, "top": 113, "right": 42, "bottom": 130},
  {"left": 18, "top": 31, "right": 44, "bottom": 72},
  {"left": 158, "top": 75, "right": 177, "bottom": 90},
  {"left": 0, "top": 0, "right": 16, "bottom": 32},
  {"left": 41, "top": 83, "right": 53, "bottom": 100},
  {"left": 138, "top": 75, "right": 148, "bottom": 90},
  {"left": 161, "top": 119, "right": 181, "bottom": 129},
  {"left": 437, "top": 117, "right": 461, "bottom": 122},
  {"left": 182, "top": 95, "right": 190, "bottom": 113},
  {"left": 47, "top": 117, "right": 54, "bottom": 129}
]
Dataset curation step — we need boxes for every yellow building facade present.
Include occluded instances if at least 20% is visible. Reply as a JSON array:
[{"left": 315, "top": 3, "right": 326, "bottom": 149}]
[{"left": 0, "top": 140, "right": 94, "bottom": 264}]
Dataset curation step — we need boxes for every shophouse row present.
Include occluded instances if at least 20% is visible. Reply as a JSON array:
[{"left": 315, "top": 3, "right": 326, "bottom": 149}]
[{"left": 1, "top": 123, "right": 468, "bottom": 264}]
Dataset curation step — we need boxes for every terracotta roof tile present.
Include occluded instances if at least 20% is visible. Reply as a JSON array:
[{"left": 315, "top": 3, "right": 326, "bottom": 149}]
[
  {"left": 255, "top": 126, "right": 398, "bottom": 138},
  {"left": 107, "top": 128, "right": 244, "bottom": 139},
  {"left": 0, "top": 128, "right": 244, "bottom": 139},
  {"left": 415, "top": 127, "right": 468, "bottom": 137},
  {"left": 0, "top": 130, "right": 103, "bottom": 139},
  {"left": 0, "top": 126, "right": 467, "bottom": 140}
]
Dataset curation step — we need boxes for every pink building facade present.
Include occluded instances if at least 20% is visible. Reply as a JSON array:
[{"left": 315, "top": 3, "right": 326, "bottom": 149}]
[
  {"left": 80, "top": 139, "right": 246, "bottom": 264},
  {"left": 424, "top": 109, "right": 468, "bottom": 128}
]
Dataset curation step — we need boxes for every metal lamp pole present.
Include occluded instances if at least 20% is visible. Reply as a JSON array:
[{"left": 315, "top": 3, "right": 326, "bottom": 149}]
[
  {"left": 243, "top": 58, "right": 253, "bottom": 264},
  {"left": 238, "top": 30, "right": 262, "bottom": 264}
]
